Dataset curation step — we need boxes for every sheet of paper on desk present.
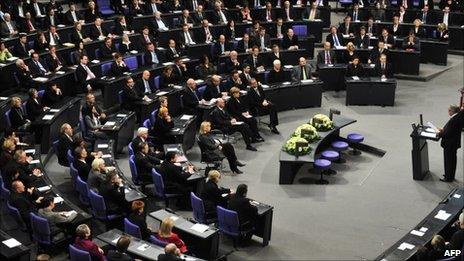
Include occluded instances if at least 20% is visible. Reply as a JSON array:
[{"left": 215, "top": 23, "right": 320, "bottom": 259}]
[
  {"left": 162, "top": 62, "right": 174, "bottom": 66},
  {"left": 97, "top": 144, "right": 109, "bottom": 149},
  {"left": 49, "top": 109, "right": 60, "bottom": 112},
  {"left": 180, "top": 115, "right": 194, "bottom": 120},
  {"left": 124, "top": 188, "right": 130, "bottom": 193},
  {"left": 419, "top": 227, "right": 428, "bottom": 233},
  {"left": 55, "top": 71, "right": 65, "bottom": 75},
  {"left": 410, "top": 230, "right": 425, "bottom": 237},
  {"left": 37, "top": 185, "right": 51, "bottom": 192},
  {"left": 137, "top": 244, "right": 150, "bottom": 251},
  {"left": 221, "top": 193, "right": 228, "bottom": 197},
  {"left": 169, "top": 216, "right": 179, "bottom": 221},
  {"left": 0, "top": 97, "right": 8, "bottom": 100},
  {"left": 6, "top": 57, "right": 18, "bottom": 62},
  {"left": 232, "top": 121, "right": 244, "bottom": 125},
  {"left": 105, "top": 121, "right": 116, "bottom": 126},
  {"left": 283, "top": 65, "right": 293, "bottom": 69},
  {"left": 453, "top": 194, "right": 461, "bottom": 199},
  {"left": 29, "top": 159, "right": 40, "bottom": 164},
  {"left": 112, "top": 236, "right": 120, "bottom": 243},
  {"left": 194, "top": 79, "right": 204, "bottom": 84},
  {"left": 91, "top": 60, "right": 100, "bottom": 64},
  {"left": 282, "top": 82, "right": 291, "bottom": 85},
  {"left": 190, "top": 223, "right": 209, "bottom": 233},
  {"left": 426, "top": 122, "right": 439, "bottom": 132},
  {"left": 156, "top": 91, "right": 168, "bottom": 96},
  {"left": 2, "top": 238, "right": 22, "bottom": 248},
  {"left": 116, "top": 114, "right": 127, "bottom": 118},
  {"left": 352, "top": 76, "right": 360, "bottom": 80},
  {"left": 261, "top": 84, "right": 270, "bottom": 89},
  {"left": 425, "top": 127, "right": 436, "bottom": 133},
  {"left": 397, "top": 242, "right": 415, "bottom": 251},
  {"left": 176, "top": 155, "right": 188, "bottom": 163},
  {"left": 54, "top": 196, "right": 64, "bottom": 204},
  {"left": 101, "top": 154, "right": 112, "bottom": 159},
  {"left": 25, "top": 149, "right": 36, "bottom": 154},
  {"left": 301, "top": 79, "right": 313, "bottom": 84},
  {"left": 42, "top": 114, "right": 54, "bottom": 120},
  {"left": 63, "top": 210, "right": 77, "bottom": 217},
  {"left": 420, "top": 131, "right": 437, "bottom": 138},
  {"left": 434, "top": 210, "right": 451, "bottom": 221},
  {"left": 184, "top": 257, "right": 197, "bottom": 261}
]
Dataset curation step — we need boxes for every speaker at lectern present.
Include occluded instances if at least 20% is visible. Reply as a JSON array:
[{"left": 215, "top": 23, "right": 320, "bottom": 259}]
[{"left": 410, "top": 115, "right": 440, "bottom": 180}]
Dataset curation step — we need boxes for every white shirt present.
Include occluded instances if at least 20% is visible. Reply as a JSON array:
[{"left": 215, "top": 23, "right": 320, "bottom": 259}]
[
  {"left": 34, "top": 3, "right": 42, "bottom": 16},
  {"left": 443, "top": 13, "right": 449, "bottom": 26},
  {"left": 71, "top": 11, "right": 77, "bottom": 22},
  {"left": 49, "top": 32, "right": 57, "bottom": 45},
  {"left": 219, "top": 10, "right": 227, "bottom": 24},
  {"left": 156, "top": 19, "right": 168, "bottom": 30}
]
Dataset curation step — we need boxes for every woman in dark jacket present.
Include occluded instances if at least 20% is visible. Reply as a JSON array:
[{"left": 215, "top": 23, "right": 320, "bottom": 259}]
[
  {"left": 34, "top": 31, "right": 49, "bottom": 53},
  {"left": 84, "top": 1, "right": 102, "bottom": 22},
  {"left": 72, "top": 41, "right": 88, "bottom": 65},
  {"left": 150, "top": 107, "right": 175, "bottom": 146},
  {"left": 197, "top": 55, "right": 217, "bottom": 79},
  {"left": 42, "top": 82, "right": 63, "bottom": 107},
  {"left": 159, "top": 66, "right": 177, "bottom": 89},
  {"left": 200, "top": 170, "right": 231, "bottom": 216},
  {"left": 224, "top": 20, "right": 236, "bottom": 41},
  {"left": 127, "top": 200, "right": 153, "bottom": 241},
  {"left": 198, "top": 121, "right": 244, "bottom": 174}
]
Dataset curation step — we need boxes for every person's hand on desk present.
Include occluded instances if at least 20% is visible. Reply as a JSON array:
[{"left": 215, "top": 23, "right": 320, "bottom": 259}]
[
  {"left": 100, "top": 112, "right": 106, "bottom": 119},
  {"left": 231, "top": 118, "right": 237, "bottom": 124},
  {"left": 166, "top": 115, "right": 172, "bottom": 122},
  {"left": 35, "top": 196, "right": 44, "bottom": 204},
  {"left": 27, "top": 187, "right": 35, "bottom": 195},
  {"left": 187, "top": 165, "right": 194, "bottom": 174},
  {"left": 262, "top": 100, "right": 269, "bottom": 107},
  {"left": 32, "top": 168, "right": 42, "bottom": 177}
]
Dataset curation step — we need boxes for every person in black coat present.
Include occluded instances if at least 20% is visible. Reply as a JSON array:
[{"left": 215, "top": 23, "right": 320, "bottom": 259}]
[
  {"left": 247, "top": 78, "right": 279, "bottom": 133},
  {"left": 108, "top": 53, "right": 130, "bottom": 77},
  {"left": 158, "top": 244, "right": 184, "bottom": 261},
  {"left": 150, "top": 107, "right": 175, "bottom": 146},
  {"left": 245, "top": 46, "right": 265, "bottom": 72},
  {"left": 144, "top": 42, "right": 161, "bottom": 65},
  {"left": 159, "top": 66, "right": 177, "bottom": 89},
  {"left": 75, "top": 55, "right": 97, "bottom": 93},
  {"left": 8, "top": 97, "right": 30, "bottom": 131},
  {"left": 3, "top": 150, "right": 42, "bottom": 189},
  {"left": 100, "top": 37, "right": 117, "bottom": 60},
  {"left": 46, "top": 46, "right": 66, "bottom": 72},
  {"left": 203, "top": 75, "right": 226, "bottom": 101},
  {"left": 88, "top": 18, "right": 108, "bottom": 40},
  {"left": 134, "top": 142, "right": 161, "bottom": 183},
  {"left": 200, "top": 170, "right": 231, "bottom": 216},
  {"left": 346, "top": 56, "right": 365, "bottom": 77},
  {"left": 165, "top": 39, "right": 182, "bottom": 62},
  {"left": 267, "top": 59, "right": 287, "bottom": 84},
  {"left": 99, "top": 171, "right": 130, "bottom": 215},
  {"left": 73, "top": 146, "right": 92, "bottom": 181},
  {"left": 14, "top": 34, "right": 32, "bottom": 58},
  {"left": 227, "top": 87, "right": 263, "bottom": 142},
  {"left": 70, "top": 23, "right": 91, "bottom": 45},
  {"left": 209, "top": 98, "right": 257, "bottom": 151},
  {"left": 281, "top": 28, "right": 299, "bottom": 50},
  {"left": 355, "top": 27, "right": 370, "bottom": 49},
  {"left": 57, "top": 123, "right": 74, "bottom": 166},
  {"left": 380, "top": 28, "right": 395, "bottom": 49},
  {"left": 198, "top": 122, "right": 243, "bottom": 174},
  {"left": 127, "top": 200, "right": 154, "bottom": 241},
  {"left": 368, "top": 41, "right": 388, "bottom": 64},
  {"left": 41, "top": 83, "right": 63, "bottom": 107},
  {"left": 106, "top": 236, "right": 134, "bottom": 261},
  {"left": 81, "top": 93, "right": 107, "bottom": 123},
  {"left": 113, "top": 16, "right": 132, "bottom": 35},
  {"left": 236, "top": 33, "right": 254, "bottom": 53},
  {"left": 227, "top": 184, "right": 257, "bottom": 242},
  {"left": 84, "top": 1, "right": 102, "bottom": 22},
  {"left": 136, "top": 70, "right": 156, "bottom": 96},
  {"left": 25, "top": 88, "right": 46, "bottom": 121},
  {"left": 212, "top": 35, "right": 231, "bottom": 59},
  {"left": 402, "top": 32, "right": 421, "bottom": 51},
  {"left": 9, "top": 180, "right": 42, "bottom": 228},
  {"left": 375, "top": 54, "right": 393, "bottom": 78},
  {"left": 121, "top": 76, "right": 143, "bottom": 111},
  {"left": 182, "top": 79, "right": 203, "bottom": 115},
  {"left": 438, "top": 106, "right": 463, "bottom": 182},
  {"left": 64, "top": 3, "right": 82, "bottom": 25},
  {"left": 15, "top": 59, "right": 34, "bottom": 92},
  {"left": 29, "top": 52, "right": 50, "bottom": 77},
  {"left": 224, "top": 51, "right": 241, "bottom": 73}
]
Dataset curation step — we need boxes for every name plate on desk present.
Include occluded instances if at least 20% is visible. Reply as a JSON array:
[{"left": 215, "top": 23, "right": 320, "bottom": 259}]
[
  {"left": 55, "top": 71, "right": 65, "bottom": 75},
  {"left": 351, "top": 76, "right": 360, "bottom": 80},
  {"left": 156, "top": 91, "right": 169, "bottom": 96},
  {"left": 2, "top": 238, "right": 22, "bottom": 248},
  {"left": 180, "top": 115, "right": 194, "bottom": 120},
  {"left": 105, "top": 121, "right": 116, "bottom": 126},
  {"left": 34, "top": 77, "right": 48, "bottom": 82},
  {"left": 0, "top": 96, "right": 8, "bottom": 100},
  {"left": 97, "top": 143, "right": 109, "bottom": 149},
  {"left": 190, "top": 223, "right": 209, "bottom": 233},
  {"left": 301, "top": 79, "right": 314, "bottom": 84},
  {"left": 116, "top": 114, "right": 127, "bottom": 117},
  {"left": 42, "top": 114, "right": 54, "bottom": 120},
  {"left": 49, "top": 109, "right": 60, "bottom": 113}
]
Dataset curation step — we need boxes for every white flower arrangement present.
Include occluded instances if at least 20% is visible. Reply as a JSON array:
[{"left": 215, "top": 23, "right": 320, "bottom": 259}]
[
  {"left": 292, "top": 124, "right": 320, "bottom": 143},
  {"left": 283, "top": 136, "right": 311, "bottom": 156},
  {"left": 309, "top": 114, "right": 334, "bottom": 131}
]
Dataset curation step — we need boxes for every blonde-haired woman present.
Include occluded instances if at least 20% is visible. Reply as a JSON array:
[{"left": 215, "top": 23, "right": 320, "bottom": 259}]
[
  {"left": 199, "top": 121, "right": 244, "bottom": 174},
  {"left": 200, "top": 170, "right": 232, "bottom": 216},
  {"left": 343, "top": 42, "right": 356, "bottom": 63},
  {"left": 151, "top": 107, "right": 175, "bottom": 147},
  {"left": 156, "top": 217, "right": 188, "bottom": 253},
  {"left": 436, "top": 23, "right": 449, "bottom": 41}
]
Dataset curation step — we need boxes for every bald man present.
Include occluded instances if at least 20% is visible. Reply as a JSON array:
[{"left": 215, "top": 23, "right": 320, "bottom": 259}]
[
  {"left": 57, "top": 123, "right": 74, "bottom": 166},
  {"left": 317, "top": 42, "right": 336, "bottom": 65},
  {"left": 158, "top": 243, "right": 183, "bottom": 261},
  {"left": 203, "top": 75, "right": 228, "bottom": 101},
  {"left": 136, "top": 70, "right": 155, "bottom": 95},
  {"left": 182, "top": 78, "right": 205, "bottom": 115}
]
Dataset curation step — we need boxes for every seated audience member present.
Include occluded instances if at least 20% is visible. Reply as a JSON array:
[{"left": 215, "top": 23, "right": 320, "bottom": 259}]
[
  {"left": 0, "top": 13, "right": 19, "bottom": 38},
  {"left": 41, "top": 83, "right": 63, "bottom": 107},
  {"left": 107, "top": 235, "right": 133, "bottom": 261},
  {"left": 346, "top": 56, "right": 365, "bottom": 77},
  {"left": 267, "top": 59, "right": 286, "bottom": 84},
  {"left": 9, "top": 97, "right": 31, "bottom": 131},
  {"left": 84, "top": 1, "right": 102, "bottom": 23},
  {"left": 368, "top": 41, "right": 388, "bottom": 64},
  {"left": 282, "top": 28, "right": 299, "bottom": 50},
  {"left": 158, "top": 243, "right": 184, "bottom": 261},
  {"left": 402, "top": 32, "right": 421, "bottom": 51},
  {"left": 73, "top": 224, "right": 105, "bottom": 261},
  {"left": 156, "top": 217, "right": 188, "bottom": 253},
  {"left": 199, "top": 122, "right": 244, "bottom": 173},
  {"left": 109, "top": 53, "right": 130, "bottom": 77},
  {"left": 197, "top": 55, "right": 217, "bottom": 79},
  {"left": 151, "top": 107, "right": 176, "bottom": 146},
  {"left": 248, "top": 78, "right": 280, "bottom": 134},
  {"left": 121, "top": 77, "right": 151, "bottom": 122},
  {"left": 201, "top": 170, "right": 232, "bottom": 215},
  {"left": 100, "top": 37, "right": 117, "bottom": 60},
  {"left": 157, "top": 151, "right": 193, "bottom": 203},
  {"left": 449, "top": 212, "right": 464, "bottom": 250},
  {"left": 136, "top": 70, "right": 156, "bottom": 95},
  {"left": 227, "top": 70, "right": 246, "bottom": 90},
  {"left": 412, "top": 19, "right": 426, "bottom": 38},
  {"left": 270, "top": 44, "right": 282, "bottom": 64},
  {"left": 227, "top": 184, "right": 258, "bottom": 243},
  {"left": 213, "top": 34, "right": 231, "bottom": 59},
  {"left": 159, "top": 66, "right": 177, "bottom": 89},
  {"left": 172, "top": 58, "right": 187, "bottom": 83},
  {"left": 237, "top": 33, "right": 254, "bottom": 53},
  {"left": 76, "top": 55, "right": 97, "bottom": 93},
  {"left": 82, "top": 93, "right": 107, "bottom": 122},
  {"left": 29, "top": 52, "right": 50, "bottom": 77},
  {"left": 135, "top": 141, "right": 161, "bottom": 183},
  {"left": 70, "top": 22, "right": 91, "bottom": 45},
  {"left": 199, "top": 19, "right": 214, "bottom": 44},
  {"left": 292, "top": 57, "right": 312, "bottom": 82},
  {"left": 179, "top": 23, "right": 196, "bottom": 48},
  {"left": 152, "top": 11, "right": 169, "bottom": 33},
  {"left": 113, "top": 16, "right": 132, "bottom": 35},
  {"left": 14, "top": 34, "right": 32, "bottom": 58},
  {"left": 120, "top": 34, "right": 135, "bottom": 54},
  {"left": 72, "top": 42, "right": 88, "bottom": 65},
  {"left": 245, "top": 46, "right": 265, "bottom": 72},
  {"left": 128, "top": 200, "right": 153, "bottom": 241},
  {"left": 131, "top": 127, "right": 151, "bottom": 153},
  {"left": 3, "top": 150, "right": 41, "bottom": 188},
  {"left": 303, "top": 3, "right": 320, "bottom": 21},
  {"left": 15, "top": 59, "right": 34, "bottom": 92},
  {"left": 34, "top": 32, "right": 49, "bottom": 54},
  {"left": 240, "top": 64, "right": 256, "bottom": 84},
  {"left": 355, "top": 26, "right": 370, "bottom": 49},
  {"left": 210, "top": 98, "right": 256, "bottom": 151},
  {"left": 144, "top": 42, "right": 161, "bottom": 65},
  {"left": 343, "top": 42, "right": 356, "bottom": 64},
  {"left": 326, "top": 26, "right": 343, "bottom": 48},
  {"left": 0, "top": 41, "right": 13, "bottom": 63},
  {"left": 46, "top": 46, "right": 66, "bottom": 72},
  {"left": 239, "top": 6, "right": 253, "bottom": 23},
  {"left": 436, "top": 23, "right": 449, "bottom": 41},
  {"left": 47, "top": 26, "right": 62, "bottom": 47},
  {"left": 9, "top": 180, "right": 43, "bottom": 227},
  {"left": 380, "top": 28, "right": 395, "bottom": 49},
  {"left": 375, "top": 54, "right": 393, "bottom": 78},
  {"left": 73, "top": 147, "right": 94, "bottom": 181},
  {"left": 99, "top": 171, "right": 129, "bottom": 214},
  {"left": 182, "top": 79, "right": 204, "bottom": 116},
  {"left": 57, "top": 123, "right": 74, "bottom": 166},
  {"left": 87, "top": 158, "right": 107, "bottom": 191},
  {"left": 427, "top": 235, "right": 446, "bottom": 260},
  {"left": 0, "top": 139, "right": 15, "bottom": 171},
  {"left": 227, "top": 87, "right": 263, "bottom": 142},
  {"left": 255, "top": 27, "right": 271, "bottom": 51},
  {"left": 391, "top": 16, "right": 401, "bottom": 36},
  {"left": 166, "top": 39, "right": 182, "bottom": 61},
  {"left": 26, "top": 88, "right": 47, "bottom": 121},
  {"left": 224, "top": 51, "right": 241, "bottom": 72},
  {"left": 84, "top": 106, "right": 108, "bottom": 140},
  {"left": 38, "top": 196, "right": 78, "bottom": 240},
  {"left": 204, "top": 75, "right": 227, "bottom": 101},
  {"left": 224, "top": 20, "right": 236, "bottom": 41}
]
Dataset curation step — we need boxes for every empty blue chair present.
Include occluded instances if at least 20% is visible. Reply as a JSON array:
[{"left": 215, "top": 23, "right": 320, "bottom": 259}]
[
  {"left": 390, "top": 0, "right": 398, "bottom": 5},
  {"left": 6, "top": 201, "right": 27, "bottom": 231},
  {"left": 413, "top": 0, "right": 420, "bottom": 7},
  {"left": 339, "top": 0, "right": 353, "bottom": 4},
  {"left": 97, "top": 0, "right": 115, "bottom": 16},
  {"left": 151, "top": 236, "right": 168, "bottom": 247},
  {"left": 0, "top": 183, "right": 10, "bottom": 202},
  {"left": 321, "top": 150, "right": 340, "bottom": 175},
  {"left": 75, "top": 176, "right": 90, "bottom": 206},
  {"left": 37, "top": 90, "right": 45, "bottom": 99},
  {"left": 347, "top": 133, "right": 364, "bottom": 155},
  {"left": 292, "top": 25, "right": 307, "bottom": 37},
  {"left": 79, "top": 117, "right": 92, "bottom": 142},
  {"left": 128, "top": 142, "right": 134, "bottom": 156},
  {"left": 69, "top": 162, "right": 78, "bottom": 184},
  {"left": 331, "top": 141, "right": 349, "bottom": 163},
  {"left": 154, "top": 76, "right": 160, "bottom": 90},
  {"left": 191, "top": 192, "right": 216, "bottom": 224},
  {"left": 152, "top": 169, "right": 182, "bottom": 207},
  {"left": 314, "top": 159, "right": 331, "bottom": 185},
  {"left": 89, "top": 189, "right": 122, "bottom": 222},
  {"left": 94, "top": 48, "right": 101, "bottom": 60},
  {"left": 124, "top": 218, "right": 142, "bottom": 238},
  {"left": 30, "top": 212, "right": 67, "bottom": 246},
  {"left": 69, "top": 244, "right": 92, "bottom": 261},
  {"left": 143, "top": 119, "right": 151, "bottom": 129},
  {"left": 5, "top": 109, "right": 12, "bottom": 129},
  {"left": 118, "top": 90, "right": 124, "bottom": 104},
  {"left": 101, "top": 62, "right": 112, "bottom": 75},
  {"left": 129, "top": 155, "right": 140, "bottom": 185},
  {"left": 217, "top": 206, "right": 254, "bottom": 248},
  {"left": 124, "top": 56, "right": 138, "bottom": 70}
]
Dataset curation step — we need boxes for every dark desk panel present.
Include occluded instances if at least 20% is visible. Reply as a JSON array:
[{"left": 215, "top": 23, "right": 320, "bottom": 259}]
[
  {"left": 0, "top": 230, "right": 30, "bottom": 261},
  {"left": 389, "top": 50, "right": 420, "bottom": 75},
  {"left": 262, "top": 80, "right": 323, "bottom": 111},
  {"left": 99, "top": 112, "right": 137, "bottom": 154},
  {"left": 345, "top": 77, "right": 396, "bottom": 106}
]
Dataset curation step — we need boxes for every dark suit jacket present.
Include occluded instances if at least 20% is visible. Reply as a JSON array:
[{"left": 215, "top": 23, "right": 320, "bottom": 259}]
[
  {"left": 375, "top": 62, "right": 393, "bottom": 77},
  {"left": 29, "top": 58, "right": 49, "bottom": 77},
  {"left": 88, "top": 24, "right": 108, "bottom": 40},
  {"left": 3, "top": 160, "right": 38, "bottom": 189},
  {"left": 192, "top": 11, "right": 206, "bottom": 24},
  {"left": 198, "top": 26, "right": 214, "bottom": 43},
  {"left": 412, "top": 27, "right": 427, "bottom": 38},
  {"left": 253, "top": 34, "right": 271, "bottom": 50},
  {"left": 128, "top": 212, "right": 152, "bottom": 240},
  {"left": 159, "top": 74, "right": 177, "bottom": 89},
  {"left": 380, "top": 35, "right": 395, "bottom": 47},
  {"left": 165, "top": 47, "right": 181, "bottom": 61},
  {"left": 58, "top": 133, "right": 73, "bottom": 166},
  {"left": 46, "top": 53, "right": 66, "bottom": 71},
  {"left": 226, "top": 97, "right": 249, "bottom": 119},
  {"left": 157, "top": 161, "right": 191, "bottom": 189},
  {"left": 227, "top": 195, "right": 258, "bottom": 227},
  {"left": 213, "top": 42, "right": 231, "bottom": 58},
  {"left": 267, "top": 69, "right": 286, "bottom": 84},
  {"left": 9, "top": 107, "right": 28, "bottom": 130},
  {"left": 45, "top": 32, "right": 61, "bottom": 46},
  {"left": 42, "top": 87, "right": 62, "bottom": 107},
  {"left": 109, "top": 62, "right": 130, "bottom": 77},
  {"left": 203, "top": 83, "right": 223, "bottom": 101},
  {"left": 302, "top": 8, "right": 320, "bottom": 20},
  {"left": 16, "top": 68, "right": 34, "bottom": 91},
  {"left": 99, "top": 182, "right": 127, "bottom": 213},
  {"left": 210, "top": 107, "right": 232, "bottom": 130},
  {"left": 260, "top": 9, "right": 276, "bottom": 21},
  {"left": 178, "top": 30, "right": 195, "bottom": 47},
  {"left": 9, "top": 191, "right": 37, "bottom": 222},
  {"left": 325, "top": 33, "right": 343, "bottom": 47},
  {"left": 224, "top": 58, "right": 241, "bottom": 73},
  {"left": 355, "top": 34, "right": 370, "bottom": 49},
  {"left": 106, "top": 250, "right": 133, "bottom": 261},
  {"left": 113, "top": 22, "right": 131, "bottom": 35},
  {"left": 43, "top": 15, "right": 61, "bottom": 29},
  {"left": 0, "top": 21, "right": 18, "bottom": 38},
  {"left": 151, "top": 117, "right": 174, "bottom": 141},
  {"left": 211, "top": 9, "right": 229, "bottom": 24},
  {"left": 14, "top": 42, "right": 30, "bottom": 58},
  {"left": 74, "top": 159, "right": 91, "bottom": 181},
  {"left": 390, "top": 24, "right": 402, "bottom": 37},
  {"left": 100, "top": 44, "right": 116, "bottom": 60},
  {"left": 177, "top": 16, "right": 195, "bottom": 27},
  {"left": 135, "top": 78, "right": 156, "bottom": 95},
  {"left": 346, "top": 63, "right": 365, "bottom": 77},
  {"left": 369, "top": 48, "right": 388, "bottom": 63},
  {"left": 237, "top": 39, "right": 255, "bottom": 53},
  {"left": 244, "top": 55, "right": 264, "bottom": 71},
  {"left": 135, "top": 151, "right": 161, "bottom": 179},
  {"left": 200, "top": 179, "right": 230, "bottom": 213},
  {"left": 247, "top": 86, "right": 267, "bottom": 110},
  {"left": 338, "top": 23, "right": 355, "bottom": 35},
  {"left": 64, "top": 10, "right": 82, "bottom": 25},
  {"left": 120, "top": 42, "right": 135, "bottom": 54},
  {"left": 75, "top": 64, "right": 92, "bottom": 92},
  {"left": 416, "top": 11, "right": 434, "bottom": 24},
  {"left": 157, "top": 253, "right": 184, "bottom": 261},
  {"left": 143, "top": 50, "right": 161, "bottom": 65},
  {"left": 69, "top": 29, "right": 87, "bottom": 45},
  {"left": 282, "top": 34, "right": 299, "bottom": 49},
  {"left": 25, "top": 98, "right": 43, "bottom": 121},
  {"left": 182, "top": 87, "right": 200, "bottom": 114},
  {"left": 198, "top": 133, "right": 222, "bottom": 161},
  {"left": 317, "top": 50, "right": 336, "bottom": 64},
  {"left": 440, "top": 111, "right": 463, "bottom": 149},
  {"left": 402, "top": 37, "right": 420, "bottom": 51},
  {"left": 121, "top": 87, "right": 143, "bottom": 111}
]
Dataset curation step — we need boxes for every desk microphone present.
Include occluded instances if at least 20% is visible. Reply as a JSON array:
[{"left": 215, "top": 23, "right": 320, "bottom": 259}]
[{"left": 419, "top": 114, "right": 423, "bottom": 126}]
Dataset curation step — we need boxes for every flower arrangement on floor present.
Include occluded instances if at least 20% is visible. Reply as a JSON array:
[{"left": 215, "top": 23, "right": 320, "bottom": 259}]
[
  {"left": 309, "top": 114, "right": 334, "bottom": 131},
  {"left": 292, "top": 124, "right": 320, "bottom": 143},
  {"left": 283, "top": 136, "right": 311, "bottom": 156}
]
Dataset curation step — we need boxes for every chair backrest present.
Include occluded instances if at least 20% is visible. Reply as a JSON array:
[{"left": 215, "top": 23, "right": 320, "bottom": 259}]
[
  {"left": 0, "top": 183, "right": 10, "bottom": 201},
  {"left": 69, "top": 162, "right": 78, "bottom": 181},
  {"left": 6, "top": 201, "right": 26, "bottom": 230},
  {"left": 151, "top": 168, "right": 165, "bottom": 198},
  {"left": 94, "top": 48, "right": 101, "bottom": 60},
  {"left": 97, "top": 0, "right": 114, "bottom": 12},
  {"left": 88, "top": 189, "right": 107, "bottom": 220},
  {"left": 128, "top": 142, "right": 134, "bottom": 156},
  {"left": 101, "top": 62, "right": 112, "bottom": 75},
  {"left": 216, "top": 206, "right": 240, "bottom": 237},
  {"left": 79, "top": 117, "right": 88, "bottom": 137},
  {"left": 150, "top": 109, "right": 158, "bottom": 125},
  {"left": 124, "top": 56, "right": 138, "bottom": 70},
  {"left": 118, "top": 90, "right": 124, "bottom": 104},
  {"left": 52, "top": 139, "right": 60, "bottom": 154},
  {"left": 67, "top": 149, "right": 74, "bottom": 165},
  {"left": 129, "top": 155, "right": 139, "bottom": 184},
  {"left": 197, "top": 85, "right": 206, "bottom": 99},
  {"left": 37, "top": 90, "right": 45, "bottom": 99},
  {"left": 124, "top": 218, "right": 142, "bottom": 238},
  {"left": 143, "top": 119, "right": 151, "bottom": 129},
  {"left": 390, "top": 0, "right": 398, "bottom": 5},
  {"left": 30, "top": 212, "right": 51, "bottom": 245},
  {"left": 69, "top": 244, "right": 92, "bottom": 261},
  {"left": 413, "top": 0, "right": 420, "bottom": 7},
  {"left": 339, "top": 0, "right": 353, "bottom": 4},
  {"left": 190, "top": 192, "right": 206, "bottom": 223},
  {"left": 292, "top": 25, "right": 307, "bottom": 37},
  {"left": 151, "top": 235, "right": 168, "bottom": 247},
  {"left": 154, "top": 76, "right": 160, "bottom": 90},
  {"left": 5, "top": 109, "right": 11, "bottom": 129},
  {"left": 75, "top": 176, "right": 90, "bottom": 205}
]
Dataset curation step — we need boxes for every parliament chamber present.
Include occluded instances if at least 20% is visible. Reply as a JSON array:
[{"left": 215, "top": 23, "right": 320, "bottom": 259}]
[{"left": 0, "top": 0, "right": 463, "bottom": 260}]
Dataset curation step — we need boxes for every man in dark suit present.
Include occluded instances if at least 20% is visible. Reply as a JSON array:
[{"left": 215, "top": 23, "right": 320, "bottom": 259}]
[
  {"left": 326, "top": 26, "right": 343, "bottom": 48},
  {"left": 292, "top": 57, "right": 312, "bottom": 81},
  {"left": 212, "top": 34, "right": 231, "bottom": 60},
  {"left": 113, "top": 16, "right": 131, "bottom": 35},
  {"left": 44, "top": 9, "right": 60, "bottom": 28},
  {"left": 209, "top": 98, "right": 256, "bottom": 151},
  {"left": 81, "top": 93, "right": 106, "bottom": 121},
  {"left": 46, "top": 25, "right": 61, "bottom": 46},
  {"left": 365, "top": 18, "right": 379, "bottom": 37},
  {"left": 178, "top": 23, "right": 196, "bottom": 48},
  {"left": 338, "top": 16, "right": 355, "bottom": 36},
  {"left": 70, "top": 22, "right": 91, "bottom": 45},
  {"left": 237, "top": 33, "right": 254, "bottom": 53},
  {"left": 28, "top": 52, "right": 49, "bottom": 77},
  {"left": 178, "top": 9, "right": 195, "bottom": 27},
  {"left": 25, "top": 88, "right": 46, "bottom": 121},
  {"left": 15, "top": 59, "right": 34, "bottom": 91},
  {"left": 245, "top": 46, "right": 265, "bottom": 72},
  {"left": 145, "top": 0, "right": 162, "bottom": 15},
  {"left": 0, "top": 13, "right": 19, "bottom": 38},
  {"left": 198, "top": 19, "right": 214, "bottom": 43},
  {"left": 122, "top": 76, "right": 149, "bottom": 122},
  {"left": 224, "top": 51, "right": 241, "bottom": 73},
  {"left": 380, "top": 28, "right": 395, "bottom": 49},
  {"left": 8, "top": 97, "right": 30, "bottom": 131},
  {"left": 152, "top": 11, "right": 169, "bottom": 33},
  {"left": 254, "top": 27, "right": 271, "bottom": 51},
  {"left": 211, "top": 1, "right": 229, "bottom": 24},
  {"left": 107, "top": 236, "right": 133, "bottom": 261},
  {"left": 185, "top": 0, "right": 204, "bottom": 11},
  {"left": 355, "top": 26, "right": 370, "bottom": 49},
  {"left": 135, "top": 142, "right": 161, "bottom": 183},
  {"left": 349, "top": 4, "right": 365, "bottom": 21},
  {"left": 139, "top": 26, "right": 155, "bottom": 48},
  {"left": 192, "top": 5, "right": 207, "bottom": 24},
  {"left": 46, "top": 46, "right": 66, "bottom": 72},
  {"left": 3, "top": 150, "right": 42, "bottom": 189},
  {"left": 317, "top": 42, "right": 336, "bottom": 65},
  {"left": 143, "top": 42, "right": 161, "bottom": 66},
  {"left": 375, "top": 54, "right": 393, "bottom": 78},
  {"left": 99, "top": 171, "right": 129, "bottom": 214},
  {"left": 9, "top": 180, "right": 42, "bottom": 228},
  {"left": 100, "top": 37, "right": 117, "bottom": 60},
  {"left": 247, "top": 78, "right": 279, "bottom": 134},
  {"left": 165, "top": 39, "right": 182, "bottom": 62},
  {"left": 156, "top": 151, "right": 193, "bottom": 201},
  {"left": 282, "top": 28, "right": 299, "bottom": 50},
  {"left": 203, "top": 75, "right": 226, "bottom": 101},
  {"left": 227, "top": 184, "right": 257, "bottom": 242},
  {"left": 88, "top": 18, "right": 108, "bottom": 40},
  {"left": 438, "top": 105, "right": 463, "bottom": 182},
  {"left": 136, "top": 70, "right": 156, "bottom": 96},
  {"left": 368, "top": 41, "right": 389, "bottom": 64},
  {"left": 158, "top": 244, "right": 184, "bottom": 261},
  {"left": 302, "top": 3, "right": 320, "bottom": 20},
  {"left": 417, "top": 5, "right": 434, "bottom": 24},
  {"left": 261, "top": 1, "right": 276, "bottom": 22},
  {"left": 14, "top": 34, "right": 32, "bottom": 58},
  {"left": 182, "top": 79, "right": 203, "bottom": 115},
  {"left": 75, "top": 55, "right": 97, "bottom": 93},
  {"left": 402, "top": 32, "right": 421, "bottom": 51},
  {"left": 109, "top": 53, "right": 130, "bottom": 77},
  {"left": 240, "top": 64, "right": 256, "bottom": 84},
  {"left": 280, "top": 0, "right": 295, "bottom": 21},
  {"left": 57, "top": 123, "right": 74, "bottom": 166},
  {"left": 64, "top": 3, "right": 82, "bottom": 25}
]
